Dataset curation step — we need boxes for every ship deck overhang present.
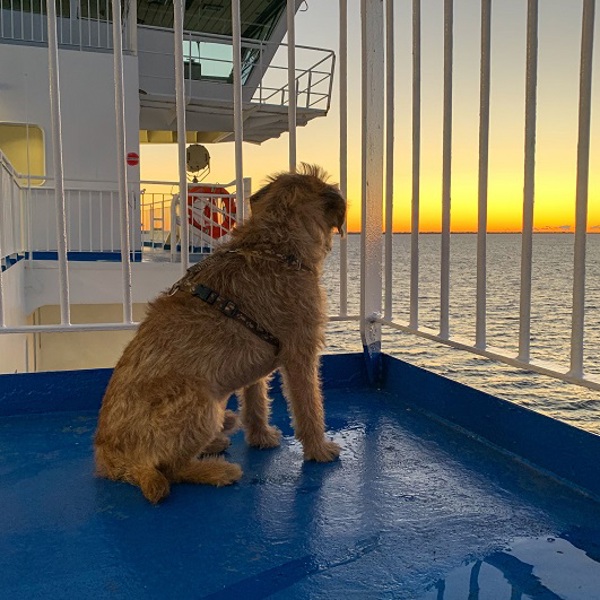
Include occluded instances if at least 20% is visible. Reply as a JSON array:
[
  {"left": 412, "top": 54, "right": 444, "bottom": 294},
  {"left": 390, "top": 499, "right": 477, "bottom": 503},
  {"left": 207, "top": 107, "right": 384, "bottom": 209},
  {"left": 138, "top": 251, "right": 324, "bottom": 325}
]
[{"left": 1, "top": 353, "right": 599, "bottom": 598}]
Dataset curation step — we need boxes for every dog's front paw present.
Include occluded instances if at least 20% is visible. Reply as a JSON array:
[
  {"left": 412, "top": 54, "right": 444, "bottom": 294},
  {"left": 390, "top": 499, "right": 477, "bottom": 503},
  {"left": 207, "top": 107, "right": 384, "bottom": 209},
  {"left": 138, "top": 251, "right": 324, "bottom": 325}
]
[
  {"left": 216, "top": 461, "right": 243, "bottom": 486},
  {"left": 246, "top": 425, "right": 282, "bottom": 449},
  {"left": 304, "top": 439, "right": 341, "bottom": 462}
]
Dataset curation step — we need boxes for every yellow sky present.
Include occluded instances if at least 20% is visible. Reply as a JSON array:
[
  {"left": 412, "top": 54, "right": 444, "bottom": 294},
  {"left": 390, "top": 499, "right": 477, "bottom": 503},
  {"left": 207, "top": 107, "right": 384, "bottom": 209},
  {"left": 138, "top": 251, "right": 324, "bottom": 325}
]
[
  {"left": 141, "top": 123, "right": 600, "bottom": 234},
  {"left": 141, "top": 0, "right": 599, "bottom": 234}
]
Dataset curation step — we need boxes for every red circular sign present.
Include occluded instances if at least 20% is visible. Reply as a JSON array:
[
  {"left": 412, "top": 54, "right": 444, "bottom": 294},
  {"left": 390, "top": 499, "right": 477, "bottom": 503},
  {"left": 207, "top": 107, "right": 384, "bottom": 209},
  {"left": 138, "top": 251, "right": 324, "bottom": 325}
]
[{"left": 126, "top": 152, "right": 139, "bottom": 166}]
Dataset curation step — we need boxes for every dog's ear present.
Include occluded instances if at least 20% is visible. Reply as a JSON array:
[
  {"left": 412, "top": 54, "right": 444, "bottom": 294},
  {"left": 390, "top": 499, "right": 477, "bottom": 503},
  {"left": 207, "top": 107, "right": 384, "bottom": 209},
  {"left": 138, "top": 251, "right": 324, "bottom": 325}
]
[{"left": 323, "top": 187, "right": 346, "bottom": 235}]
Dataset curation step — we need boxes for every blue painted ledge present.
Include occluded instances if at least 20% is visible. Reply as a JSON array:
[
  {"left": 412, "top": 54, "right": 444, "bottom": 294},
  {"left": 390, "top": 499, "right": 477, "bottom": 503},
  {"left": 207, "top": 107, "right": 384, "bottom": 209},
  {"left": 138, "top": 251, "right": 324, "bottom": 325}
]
[
  {"left": 30, "top": 250, "right": 143, "bottom": 262},
  {"left": 381, "top": 354, "right": 600, "bottom": 502}
]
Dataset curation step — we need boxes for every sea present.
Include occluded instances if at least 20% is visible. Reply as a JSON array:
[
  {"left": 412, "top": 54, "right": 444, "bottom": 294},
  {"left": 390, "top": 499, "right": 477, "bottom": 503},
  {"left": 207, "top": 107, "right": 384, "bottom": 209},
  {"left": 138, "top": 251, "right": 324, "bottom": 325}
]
[{"left": 322, "top": 233, "right": 600, "bottom": 435}]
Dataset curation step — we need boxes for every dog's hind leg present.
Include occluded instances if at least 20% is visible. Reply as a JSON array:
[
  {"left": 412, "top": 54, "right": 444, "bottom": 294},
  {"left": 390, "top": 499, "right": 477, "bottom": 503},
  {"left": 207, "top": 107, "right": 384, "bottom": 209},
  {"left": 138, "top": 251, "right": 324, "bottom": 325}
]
[
  {"left": 154, "top": 390, "right": 243, "bottom": 488},
  {"left": 171, "top": 457, "right": 242, "bottom": 487},
  {"left": 201, "top": 433, "right": 231, "bottom": 455},
  {"left": 280, "top": 354, "right": 340, "bottom": 462},
  {"left": 239, "top": 377, "right": 282, "bottom": 449}
]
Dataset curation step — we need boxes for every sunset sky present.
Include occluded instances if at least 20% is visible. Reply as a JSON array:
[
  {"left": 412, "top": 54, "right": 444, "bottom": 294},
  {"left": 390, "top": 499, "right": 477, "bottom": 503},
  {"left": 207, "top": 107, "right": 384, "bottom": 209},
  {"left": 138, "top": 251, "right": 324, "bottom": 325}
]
[{"left": 141, "top": 0, "right": 599, "bottom": 233}]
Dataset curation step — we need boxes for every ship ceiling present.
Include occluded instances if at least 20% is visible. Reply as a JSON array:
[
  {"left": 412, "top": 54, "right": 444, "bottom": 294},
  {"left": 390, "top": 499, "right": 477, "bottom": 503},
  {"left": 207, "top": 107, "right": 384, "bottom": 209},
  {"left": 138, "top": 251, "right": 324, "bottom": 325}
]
[{"left": 137, "top": 0, "right": 286, "bottom": 40}]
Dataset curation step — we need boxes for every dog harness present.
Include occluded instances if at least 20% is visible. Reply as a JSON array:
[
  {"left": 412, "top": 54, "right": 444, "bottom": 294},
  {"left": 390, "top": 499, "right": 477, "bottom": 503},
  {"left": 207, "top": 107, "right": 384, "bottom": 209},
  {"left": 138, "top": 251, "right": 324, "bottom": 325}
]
[
  {"left": 188, "top": 283, "right": 280, "bottom": 349},
  {"left": 167, "top": 248, "right": 311, "bottom": 350}
]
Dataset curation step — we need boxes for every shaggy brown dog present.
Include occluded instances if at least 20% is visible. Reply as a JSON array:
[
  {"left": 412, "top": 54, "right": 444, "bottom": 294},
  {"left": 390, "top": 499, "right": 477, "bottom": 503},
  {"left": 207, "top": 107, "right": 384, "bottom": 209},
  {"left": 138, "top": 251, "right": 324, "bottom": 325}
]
[{"left": 94, "top": 164, "right": 346, "bottom": 503}]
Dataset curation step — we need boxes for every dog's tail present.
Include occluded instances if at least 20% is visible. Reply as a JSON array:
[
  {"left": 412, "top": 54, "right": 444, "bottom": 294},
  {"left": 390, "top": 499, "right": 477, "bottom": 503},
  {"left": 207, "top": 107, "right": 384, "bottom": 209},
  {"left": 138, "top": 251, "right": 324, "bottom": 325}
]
[
  {"left": 130, "top": 465, "right": 170, "bottom": 504},
  {"left": 95, "top": 445, "right": 170, "bottom": 504}
]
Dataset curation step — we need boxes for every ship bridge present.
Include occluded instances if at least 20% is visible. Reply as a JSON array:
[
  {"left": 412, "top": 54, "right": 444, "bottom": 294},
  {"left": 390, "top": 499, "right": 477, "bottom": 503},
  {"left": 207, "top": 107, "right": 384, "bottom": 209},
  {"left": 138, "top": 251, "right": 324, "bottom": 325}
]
[
  {"left": 0, "top": 0, "right": 334, "bottom": 145},
  {"left": 135, "top": 0, "right": 333, "bottom": 144}
]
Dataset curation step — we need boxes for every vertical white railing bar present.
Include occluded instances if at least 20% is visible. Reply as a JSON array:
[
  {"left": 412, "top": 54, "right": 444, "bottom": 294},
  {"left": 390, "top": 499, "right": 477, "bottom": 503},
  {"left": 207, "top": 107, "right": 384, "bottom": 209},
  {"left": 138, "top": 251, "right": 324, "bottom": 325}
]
[
  {"left": 410, "top": 0, "right": 421, "bottom": 329},
  {"left": 287, "top": 0, "right": 297, "bottom": 172},
  {"left": 475, "top": 0, "right": 491, "bottom": 349},
  {"left": 174, "top": 0, "right": 189, "bottom": 272},
  {"left": 339, "top": 0, "right": 348, "bottom": 317},
  {"left": 0, "top": 171, "right": 4, "bottom": 328},
  {"left": 232, "top": 0, "right": 245, "bottom": 223},
  {"left": 111, "top": 0, "right": 133, "bottom": 323},
  {"left": 440, "top": 0, "right": 453, "bottom": 339},
  {"left": 570, "top": 0, "right": 595, "bottom": 378},
  {"left": 518, "top": 0, "right": 539, "bottom": 363},
  {"left": 360, "top": 0, "right": 385, "bottom": 380},
  {"left": 384, "top": 0, "right": 395, "bottom": 321},
  {"left": 88, "top": 193, "right": 93, "bottom": 251},
  {"left": 78, "top": 191, "right": 83, "bottom": 251},
  {"left": 129, "top": 0, "right": 138, "bottom": 54},
  {"left": 46, "top": 0, "right": 71, "bottom": 326}
]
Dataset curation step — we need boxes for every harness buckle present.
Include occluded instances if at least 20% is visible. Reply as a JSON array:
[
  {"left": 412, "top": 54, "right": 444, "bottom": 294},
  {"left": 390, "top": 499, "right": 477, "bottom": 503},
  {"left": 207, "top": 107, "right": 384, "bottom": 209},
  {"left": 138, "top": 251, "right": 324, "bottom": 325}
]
[
  {"left": 192, "top": 284, "right": 218, "bottom": 304},
  {"left": 222, "top": 301, "right": 238, "bottom": 317}
]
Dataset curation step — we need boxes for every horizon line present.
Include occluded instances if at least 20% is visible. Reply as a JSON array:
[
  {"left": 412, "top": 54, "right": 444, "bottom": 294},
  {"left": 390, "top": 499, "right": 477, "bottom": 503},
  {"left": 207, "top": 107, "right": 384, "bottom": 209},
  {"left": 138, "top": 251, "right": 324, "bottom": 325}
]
[{"left": 345, "top": 230, "right": 600, "bottom": 235}]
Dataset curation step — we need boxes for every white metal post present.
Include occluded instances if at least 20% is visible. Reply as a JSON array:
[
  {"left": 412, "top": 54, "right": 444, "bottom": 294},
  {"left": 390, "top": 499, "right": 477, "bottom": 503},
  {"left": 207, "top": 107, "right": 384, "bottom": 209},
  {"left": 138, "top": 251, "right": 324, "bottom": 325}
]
[
  {"left": 384, "top": 0, "right": 394, "bottom": 321},
  {"left": 128, "top": 0, "right": 138, "bottom": 54},
  {"left": 46, "top": 0, "right": 71, "bottom": 326},
  {"left": 410, "top": 0, "right": 421, "bottom": 330},
  {"left": 339, "top": 0, "right": 348, "bottom": 317},
  {"left": 174, "top": 0, "right": 189, "bottom": 272},
  {"left": 111, "top": 0, "right": 133, "bottom": 324},
  {"left": 570, "top": 0, "right": 595, "bottom": 378},
  {"left": 360, "top": 0, "right": 385, "bottom": 383},
  {"left": 518, "top": 0, "right": 539, "bottom": 363},
  {"left": 440, "top": 0, "right": 453, "bottom": 339},
  {"left": 0, "top": 168, "right": 4, "bottom": 327},
  {"left": 232, "top": 0, "right": 245, "bottom": 222},
  {"left": 476, "top": 0, "right": 491, "bottom": 349},
  {"left": 287, "top": 0, "right": 297, "bottom": 172}
]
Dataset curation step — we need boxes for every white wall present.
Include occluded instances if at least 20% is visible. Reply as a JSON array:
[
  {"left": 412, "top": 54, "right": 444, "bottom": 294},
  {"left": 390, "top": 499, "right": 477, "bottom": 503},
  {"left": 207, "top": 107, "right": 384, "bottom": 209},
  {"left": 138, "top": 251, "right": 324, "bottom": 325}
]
[
  {"left": 24, "top": 260, "right": 180, "bottom": 314},
  {"left": 34, "top": 303, "right": 148, "bottom": 371},
  {"left": 0, "top": 44, "right": 140, "bottom": 184},
  {"left": 0, "top": 259, "right": 182, "bottom": 373},
  {"left": 0, "top": 44, "right": 141, "bottom": 253}
]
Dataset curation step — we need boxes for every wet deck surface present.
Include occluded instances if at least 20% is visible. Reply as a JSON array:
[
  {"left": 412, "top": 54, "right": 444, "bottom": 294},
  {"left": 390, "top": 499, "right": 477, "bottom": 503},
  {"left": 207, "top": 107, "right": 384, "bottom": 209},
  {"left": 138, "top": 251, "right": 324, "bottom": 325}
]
[{"left": 1, "top": 380, "right": 600, "bottom": 599}]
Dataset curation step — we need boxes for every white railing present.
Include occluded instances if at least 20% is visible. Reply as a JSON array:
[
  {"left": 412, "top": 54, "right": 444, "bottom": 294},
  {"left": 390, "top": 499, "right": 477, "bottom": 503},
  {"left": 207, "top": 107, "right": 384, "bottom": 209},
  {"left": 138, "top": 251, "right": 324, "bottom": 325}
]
[
  {"left": 0, "top": 150, "right": 25, "bottom": 329},
  {"left": 140, "top": 181, "right": 243, "bottom": 258},
  {"left": 0, "top": 151, "right": 26, "bottom": 265},
  {"left": 350, "top": 0, "right": 599, "bottom": 392},
  {"left": 0, "top": 0, "right": 134, "bottom": 51},
  {"left": 137, "top": 27, "right": 335, "bottom": 112},
  {"left": 26, "top": 184, "right": 136, "bottom": 255},
  {"left": 1, "top": 0, "right": 599, "bottom": 402}
]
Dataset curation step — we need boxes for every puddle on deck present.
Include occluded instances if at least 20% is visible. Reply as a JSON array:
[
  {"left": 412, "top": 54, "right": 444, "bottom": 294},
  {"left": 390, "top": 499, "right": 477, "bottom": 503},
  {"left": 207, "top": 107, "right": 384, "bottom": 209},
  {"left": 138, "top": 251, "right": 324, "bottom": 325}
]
[{"left": 419, "top": 533, "right": 600, "bottom": 600}]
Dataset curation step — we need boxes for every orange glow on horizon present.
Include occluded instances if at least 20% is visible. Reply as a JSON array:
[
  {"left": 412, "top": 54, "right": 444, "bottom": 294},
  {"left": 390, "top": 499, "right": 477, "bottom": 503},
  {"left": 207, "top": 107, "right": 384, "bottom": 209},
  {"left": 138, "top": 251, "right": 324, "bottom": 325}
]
[{"left": 140, "top": 135, "right": 600, "bottom": 235}]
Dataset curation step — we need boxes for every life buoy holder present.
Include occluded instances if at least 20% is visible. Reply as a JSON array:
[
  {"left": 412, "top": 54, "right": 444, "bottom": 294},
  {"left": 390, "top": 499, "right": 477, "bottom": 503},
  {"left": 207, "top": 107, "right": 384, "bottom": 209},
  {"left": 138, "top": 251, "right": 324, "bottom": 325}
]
[{"left": 187, "top": 185, "right": 237, "bottom": 240}]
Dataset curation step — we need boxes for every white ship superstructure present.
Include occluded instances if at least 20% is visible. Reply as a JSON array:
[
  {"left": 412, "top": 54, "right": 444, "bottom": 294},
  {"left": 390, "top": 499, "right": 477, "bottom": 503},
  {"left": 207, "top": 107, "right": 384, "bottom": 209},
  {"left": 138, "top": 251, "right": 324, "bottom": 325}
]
[{"left": 0, "top": 0, "right": 333, "bottom": 372}]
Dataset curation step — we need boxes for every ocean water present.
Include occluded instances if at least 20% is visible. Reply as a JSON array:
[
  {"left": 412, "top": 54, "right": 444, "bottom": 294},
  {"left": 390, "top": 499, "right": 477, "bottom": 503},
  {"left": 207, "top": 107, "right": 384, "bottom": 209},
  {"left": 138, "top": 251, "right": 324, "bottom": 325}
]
[{"left": 322, "top": 234, "right": 600, "bottom": 435}]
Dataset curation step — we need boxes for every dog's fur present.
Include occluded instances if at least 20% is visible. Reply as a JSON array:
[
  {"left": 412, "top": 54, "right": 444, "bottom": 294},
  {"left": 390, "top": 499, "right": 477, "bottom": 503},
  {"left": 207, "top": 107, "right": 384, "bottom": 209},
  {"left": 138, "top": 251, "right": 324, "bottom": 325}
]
[{"left": 94, "top": 164, "right": 346, "bottom": 503}]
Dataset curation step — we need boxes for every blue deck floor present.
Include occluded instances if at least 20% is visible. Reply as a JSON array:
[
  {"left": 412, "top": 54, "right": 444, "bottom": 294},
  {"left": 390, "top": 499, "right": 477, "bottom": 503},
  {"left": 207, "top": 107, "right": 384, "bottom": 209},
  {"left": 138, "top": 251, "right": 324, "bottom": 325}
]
[{"left": 1, "top": 355, "right": 600, "bottom": 599}]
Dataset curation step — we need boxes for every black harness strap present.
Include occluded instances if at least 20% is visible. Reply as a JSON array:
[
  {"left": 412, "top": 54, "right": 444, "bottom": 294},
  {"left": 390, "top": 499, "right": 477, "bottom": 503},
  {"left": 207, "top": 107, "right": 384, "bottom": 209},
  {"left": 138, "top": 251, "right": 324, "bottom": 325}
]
[{"left": 191, "top": 284, "right": 280, "bottom": 350}]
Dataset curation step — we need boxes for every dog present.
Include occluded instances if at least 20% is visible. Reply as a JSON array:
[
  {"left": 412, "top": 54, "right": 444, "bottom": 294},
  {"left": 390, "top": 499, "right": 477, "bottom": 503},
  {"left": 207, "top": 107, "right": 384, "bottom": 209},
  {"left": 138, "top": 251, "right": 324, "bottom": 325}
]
[{"left": 94, "top": 164, "right": 346, "bottom": 503}]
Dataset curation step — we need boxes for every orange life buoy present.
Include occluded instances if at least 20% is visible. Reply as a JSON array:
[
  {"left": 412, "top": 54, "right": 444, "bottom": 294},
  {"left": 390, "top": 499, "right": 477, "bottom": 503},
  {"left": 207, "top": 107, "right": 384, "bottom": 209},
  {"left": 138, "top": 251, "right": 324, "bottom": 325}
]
[{"left": 187, "top": 185, "right": 237, "bottom": 239}]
